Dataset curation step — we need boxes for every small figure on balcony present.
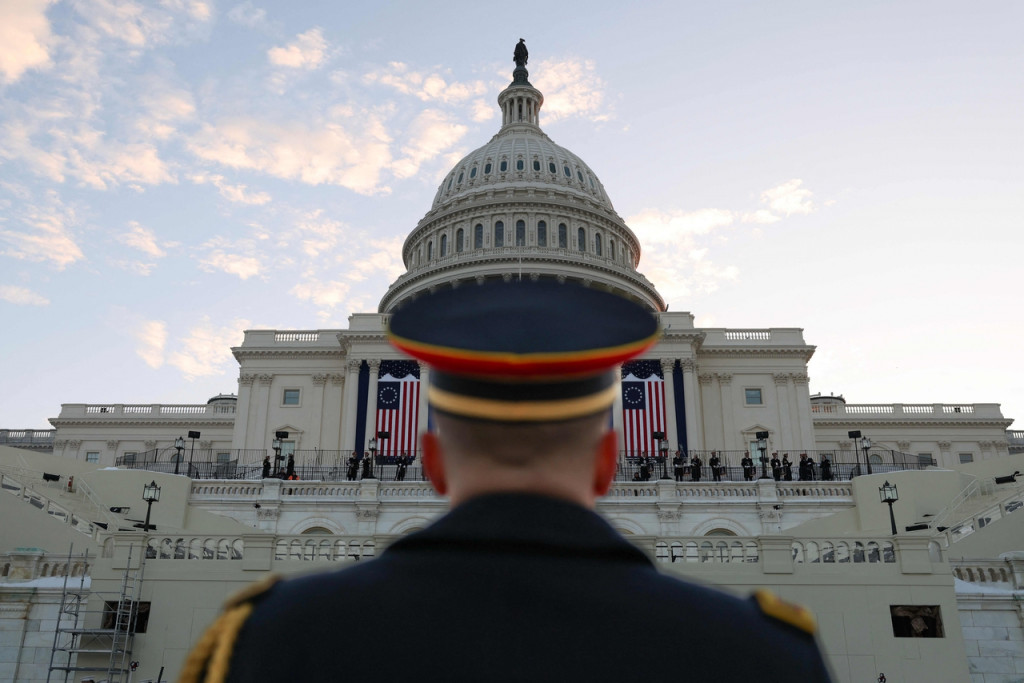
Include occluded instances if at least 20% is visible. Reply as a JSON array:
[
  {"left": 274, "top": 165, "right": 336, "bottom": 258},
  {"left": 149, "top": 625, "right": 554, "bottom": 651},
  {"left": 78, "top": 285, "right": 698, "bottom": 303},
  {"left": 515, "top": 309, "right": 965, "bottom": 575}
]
[
  {"left": 261, "top": 455, "right": 270, "bottom": 479},
  {"left": 742, "top": 452, "right": 755, "bottom": 481}
]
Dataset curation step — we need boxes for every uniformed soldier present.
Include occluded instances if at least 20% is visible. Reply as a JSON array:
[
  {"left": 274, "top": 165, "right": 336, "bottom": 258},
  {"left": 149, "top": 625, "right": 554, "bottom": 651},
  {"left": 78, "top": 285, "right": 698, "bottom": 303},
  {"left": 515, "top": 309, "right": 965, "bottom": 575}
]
[
  {"left": 690, "top": 453, "right": 703, "bottom": 482},
  {"left": 771, "top": 453, "right": 782, "bottom": 481},
  {"left": 181, "top": 279, "right": 832, "bottom": 683},
  {"left": 673, "top": 450, "right": 685, "bottom": 481},
  {"left": 709, "top": 452, "right": 722, "bottom": 482},
  {"left": 741, "top": 452, "right": 755, "bottom": 481}
]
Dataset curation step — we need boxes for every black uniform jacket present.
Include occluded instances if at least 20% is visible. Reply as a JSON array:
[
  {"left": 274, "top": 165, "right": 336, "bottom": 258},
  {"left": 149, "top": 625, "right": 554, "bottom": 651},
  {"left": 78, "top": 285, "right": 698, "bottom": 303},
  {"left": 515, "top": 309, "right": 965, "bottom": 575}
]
[{"left": 223, "top": 494, "right": 832, "bottom": 682}]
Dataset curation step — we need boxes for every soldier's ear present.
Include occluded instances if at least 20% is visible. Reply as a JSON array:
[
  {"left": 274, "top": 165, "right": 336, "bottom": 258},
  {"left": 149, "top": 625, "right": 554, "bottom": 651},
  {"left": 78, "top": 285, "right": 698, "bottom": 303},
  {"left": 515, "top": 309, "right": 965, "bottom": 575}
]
[
  {"left": 592, "top": 430, "right": 618, "bottom": 497},
  {"left": 422, "top": 432, "right": 448, "bottom": 496}
]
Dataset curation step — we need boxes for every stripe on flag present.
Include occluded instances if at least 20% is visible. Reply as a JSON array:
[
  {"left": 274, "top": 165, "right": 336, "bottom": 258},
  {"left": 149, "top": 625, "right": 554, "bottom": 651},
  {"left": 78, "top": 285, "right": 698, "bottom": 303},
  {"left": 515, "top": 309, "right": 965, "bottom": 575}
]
[
  {"left": 375, "top": 361, "right": 421, "bottom": 458},
  {"left": 621, "top": 361, "right": 666, "bottom": 457}
]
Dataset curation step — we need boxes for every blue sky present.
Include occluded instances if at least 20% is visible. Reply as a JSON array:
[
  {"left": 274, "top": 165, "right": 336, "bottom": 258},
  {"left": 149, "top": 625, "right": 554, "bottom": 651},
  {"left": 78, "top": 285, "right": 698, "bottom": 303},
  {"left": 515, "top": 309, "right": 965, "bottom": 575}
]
[{"left": 1, "top": 1, "right": 1021, "bottom": 431}]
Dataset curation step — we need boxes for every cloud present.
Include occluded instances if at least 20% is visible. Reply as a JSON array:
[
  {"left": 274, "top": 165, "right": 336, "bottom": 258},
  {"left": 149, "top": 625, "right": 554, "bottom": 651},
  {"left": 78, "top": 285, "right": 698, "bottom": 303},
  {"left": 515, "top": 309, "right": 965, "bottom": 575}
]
[
  {"left": 118, "top": 221, "right": 166, "bottom": 257},
  {"left": 391, "top": 109, "right": 467, "bottom": 179},
  {"left": 168, "top": 316, "right": 250, "bottom": 380},
  {"left": 198, "top": 238, "right": 264, "bottom": 280},
  {"left": 470, "top": 99, "right": 495, "bottom": 122},
  {"left": 0, "top": 284, "right": 50, "bottom": 306},
  {"left": 348, "top": 236, "right": 406, "bottom": 282},
  {"left": 761, "top": 179, "right": 814, "bottom": 216},
  {"left": 364, "top": 62, "right": 489, "bottom": 104},
  {"left": 267, "top": 27, "right": 327, "bottom": 69},
  {"left": 629, "top": 208, "right": 736, "bottom": 245},
  {"left": 72, "top": 0, "right": 175, "bottom": 49},
  {"left": 189, "top": 172, "right": 271, "bottom": 205},
  {"left": 0, "top": 0, "right": 55, "bottom": 84},
  {"left": 227, "top": 2, "right": 266, "bottom": 27},
  {"left": 533, "top": 58, "right": 609, "bottom": 124},
  {"left": 290, "top": 278, "right": 351, "bottom": 308},
  {"left": 159, "top": 0, "right": 211, "bottom": 22},
  {"left": 187, "top": 113, "right": 393, "bottom": 195},
  {"left": 0, "top": 194, "right": 83, "bottom": 269},
  {"left": 138, "top": 88, "right": 196, "bottom": 139},
  {"left": 742, "top": 209, "right": 782, "bottom": 225},
  {"left": 135, "top": 319, "right": 167, "bottom": 368}
]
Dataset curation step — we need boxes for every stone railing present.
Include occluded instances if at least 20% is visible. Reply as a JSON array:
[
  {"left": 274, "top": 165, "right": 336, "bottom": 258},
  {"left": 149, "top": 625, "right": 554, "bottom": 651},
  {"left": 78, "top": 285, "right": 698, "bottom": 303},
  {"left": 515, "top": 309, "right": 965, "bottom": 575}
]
[
  {"left": 0, "top": 429, "right": 55, "bottom": 448},
  {"left": 0, "top": 549, "right": 92, "bottom": 582},
  {"left": 188, "top": 478, "right": 856, "bottom": 508},
  {"left": 144, "top": 536, "right": 244, "bottom": 560},
  {"left": 951, "top": 559, "right": 1020, "bottom": 589},
  {"left": 701, "top": 328, "right": 807, "bottom": 346},
  {"left": 810, "top": 402, "right": 1005, "bottom": 419},
  {"left": 941, "top": 487, "right": 1024, "bottom": 546},
  {"left": 0, "top": 470, "right": 104, "bottom": 540},
  {"left": 56, "top": 403, "right": 236, "bottom": 419}
]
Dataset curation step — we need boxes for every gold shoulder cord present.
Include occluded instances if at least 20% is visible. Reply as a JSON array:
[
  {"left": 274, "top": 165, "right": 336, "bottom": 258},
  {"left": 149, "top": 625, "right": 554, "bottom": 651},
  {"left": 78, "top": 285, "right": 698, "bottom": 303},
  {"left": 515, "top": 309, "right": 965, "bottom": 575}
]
[
  {"left": 753, "top": 588, "right": 817, "bottom": 635},
  {"left": 178, "top": 575, "right": 281, "bottom": 683}
]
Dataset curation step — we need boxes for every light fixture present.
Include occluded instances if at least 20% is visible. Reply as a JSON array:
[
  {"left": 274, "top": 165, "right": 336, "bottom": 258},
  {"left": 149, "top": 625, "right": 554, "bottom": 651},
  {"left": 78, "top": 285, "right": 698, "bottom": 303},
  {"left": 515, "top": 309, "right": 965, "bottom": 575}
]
[
  {"left": 174, "top": 436, "right": 185, "bottom": 475},
  {"left": 861, "top": 436, "right": 874, "bottom": 475},
  {"left": 879, "top": 480, "right": 898, "bottom": 535},
  {"left": 142, "top": 480, "right": 161, "bottom": 531}
]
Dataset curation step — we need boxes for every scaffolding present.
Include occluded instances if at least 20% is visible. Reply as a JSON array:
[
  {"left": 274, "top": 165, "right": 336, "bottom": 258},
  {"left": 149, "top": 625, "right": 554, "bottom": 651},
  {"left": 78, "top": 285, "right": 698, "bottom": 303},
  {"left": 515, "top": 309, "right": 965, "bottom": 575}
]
[{"left": 47, "top": 544, "right": 145, "bottom": 683}]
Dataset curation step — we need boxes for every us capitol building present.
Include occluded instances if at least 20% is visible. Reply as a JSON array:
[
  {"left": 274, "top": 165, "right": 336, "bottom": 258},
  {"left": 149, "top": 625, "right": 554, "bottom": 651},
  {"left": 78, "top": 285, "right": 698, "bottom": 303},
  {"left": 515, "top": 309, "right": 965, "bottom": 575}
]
[{"left": 1, "top": 45, "right": 1022, "bottom": 683}]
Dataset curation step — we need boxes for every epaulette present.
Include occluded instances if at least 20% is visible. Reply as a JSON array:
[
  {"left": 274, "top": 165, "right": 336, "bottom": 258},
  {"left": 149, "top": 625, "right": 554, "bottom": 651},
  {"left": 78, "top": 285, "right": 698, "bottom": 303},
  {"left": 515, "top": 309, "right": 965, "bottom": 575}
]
[
  {"left": 179, "top": 574, "right": 282, "bottom": 683},
  {"left": 753, "top": 589, "right": 817, "bottom": 635}
]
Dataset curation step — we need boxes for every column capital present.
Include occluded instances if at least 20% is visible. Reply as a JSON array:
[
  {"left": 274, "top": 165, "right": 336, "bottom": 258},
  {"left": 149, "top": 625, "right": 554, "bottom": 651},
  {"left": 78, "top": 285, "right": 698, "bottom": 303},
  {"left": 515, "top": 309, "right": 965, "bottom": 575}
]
[
  {"left": 367, "top": 359, "right": 381, "bottom": 371},
  {"left": 258, "top": 373, "right": 274, "bottom": 385},
  {"left": 660, "top": 358, "right": 677, "bottom": 372},
  {"left": 239, "top": 373, "right": 257, "bottom": 386},
  {"left": 680, "top": 358, "right": 696, "bottom": 373},
  {"left": 716, "top": 372, "right": 732, "bottom": 385},
  {"left": 347, "top": 359, "right": 362, "bottom": 372},
  {"left": 698, "top": 373, "right": 713, "bottom": 385},
  {"left": 312, "top": 373, "right": 329, "bottom": 386},
  {"left": 789, "top": 372, "right": 809, "bottom": 385},
  {"left": 330, "top": 373, "right": 345, "bottom": 386},
  {"left": 773, "top": 373, "right": 789, "bottom": 385}
]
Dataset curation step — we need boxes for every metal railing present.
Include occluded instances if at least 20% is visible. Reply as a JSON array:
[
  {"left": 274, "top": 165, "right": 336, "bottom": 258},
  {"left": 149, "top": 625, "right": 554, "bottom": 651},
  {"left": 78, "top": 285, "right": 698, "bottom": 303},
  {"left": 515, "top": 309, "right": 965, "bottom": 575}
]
[{"left": 109, "top": 446, "right": 933, "bottom": 483}]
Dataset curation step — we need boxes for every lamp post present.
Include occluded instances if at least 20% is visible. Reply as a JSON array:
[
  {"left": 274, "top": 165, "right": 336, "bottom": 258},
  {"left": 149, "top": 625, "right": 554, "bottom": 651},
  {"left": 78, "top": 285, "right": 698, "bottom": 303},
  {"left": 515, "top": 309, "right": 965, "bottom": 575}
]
[
  {"left": 366, "top": 438, "right": 377, "bottom": 479},
  {"left": 187, "top": 430, "right": 200, "bottom": 478},
  {"left": 756, "top": 431, "right": 770, "bottom": 479},
  {"left": 879, "top": 481, "right": 898, "bottom": 535},
  {"left": 173, "top": 436, "right": 184, "bottom": 475},
  {"left": 659, "top": 438, "right": 671, "bottom": 479},
  {"left": 142, "top": 480, "right": 161, "bottom": 531},
  {"left": 861, "top": 436, "right": 874, "bottom": 475},
  {"left": 272, "top": 438, "right": 282, "bottom": 475}
]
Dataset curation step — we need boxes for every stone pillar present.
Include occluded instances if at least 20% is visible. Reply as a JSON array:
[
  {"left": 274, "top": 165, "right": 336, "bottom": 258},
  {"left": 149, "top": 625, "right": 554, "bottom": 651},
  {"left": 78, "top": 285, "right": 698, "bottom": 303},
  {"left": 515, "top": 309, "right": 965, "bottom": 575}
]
[
  {"left": 681, "top": 360, "right": 703, "bottom": 453},
  {"left": 253, "top": 374, "right": 274, "bottom": 447},
  {"left": 340, "top": 360, "right": 361, "bottom": 453},
  {"left": 698, "top": 373, "right": 715, "bottom": 452},
  {"left": 791, "top": 373, "right": 815, "bottom": 451},
  {"left": 364, "top": 360, "right": 381, "bottom": 447},
  {"left": 774, "top": 373, "right": 792, "bottom": 451},
  {"left": 718, "top": 373, "right": 735, "bottom": 450},
  {"left": 232, "top": 374, "right": 256, "bottom": 449},
  {"left": 660, "top": 359, "right": 679, "bottom": 449},
  {"left": 311, "top": 373, "right": 328, "bottom": 448}
]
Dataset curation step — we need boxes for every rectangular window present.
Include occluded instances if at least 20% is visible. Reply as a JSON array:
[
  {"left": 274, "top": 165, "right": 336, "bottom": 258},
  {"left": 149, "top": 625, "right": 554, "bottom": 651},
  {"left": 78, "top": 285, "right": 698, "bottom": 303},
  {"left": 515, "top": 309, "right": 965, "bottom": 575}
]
[
  {"left": 86, "top": 452, "right": 99, "bottom": 463},
  {"left": 102, "top": 600, "right": 151, "bottom": 633},
  {"left": 123, "top": 452, "right": 137, "bottom": 465},
  {"left": 958, "top": 453, "right": 974, "bottom": 464},
  {"left": 744, "top": 388, "right": 763, "bottom": 405},
  {"left": 282, "top": 389, "right": 300, "bottom": 406},
  {"left": 890, "top": 605, "right": 943, "bottom": 638},
  {"left": 917, "top": 453, "right": 934, "bottom": 466},
  {"left": 216, "top": 452, "right": 231, "bottom": 463},
  {"left": 281, "top": 441, "right": 296, "bottom": 457}
]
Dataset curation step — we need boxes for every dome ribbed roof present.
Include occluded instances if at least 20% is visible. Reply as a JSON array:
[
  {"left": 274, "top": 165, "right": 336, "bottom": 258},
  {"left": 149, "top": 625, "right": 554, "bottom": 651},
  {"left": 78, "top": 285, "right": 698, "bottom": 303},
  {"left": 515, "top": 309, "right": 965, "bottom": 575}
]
[{"left": 431, "top": 127, "right": 616, "bottom": 214}]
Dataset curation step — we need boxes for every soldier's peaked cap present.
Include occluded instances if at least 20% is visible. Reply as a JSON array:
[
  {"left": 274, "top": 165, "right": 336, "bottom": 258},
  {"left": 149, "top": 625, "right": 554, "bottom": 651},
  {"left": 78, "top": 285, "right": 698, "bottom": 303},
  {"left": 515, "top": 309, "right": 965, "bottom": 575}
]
[{"left": 387, "top": 280, "right": 659, "bottom": 422}]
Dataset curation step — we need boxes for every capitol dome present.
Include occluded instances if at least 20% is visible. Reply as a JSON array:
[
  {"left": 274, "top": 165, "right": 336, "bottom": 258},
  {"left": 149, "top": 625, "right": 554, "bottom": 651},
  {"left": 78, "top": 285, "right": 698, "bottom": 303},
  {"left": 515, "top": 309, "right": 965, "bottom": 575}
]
[{"left": 379, "top": 45, "right": 665, "bottom": 313}]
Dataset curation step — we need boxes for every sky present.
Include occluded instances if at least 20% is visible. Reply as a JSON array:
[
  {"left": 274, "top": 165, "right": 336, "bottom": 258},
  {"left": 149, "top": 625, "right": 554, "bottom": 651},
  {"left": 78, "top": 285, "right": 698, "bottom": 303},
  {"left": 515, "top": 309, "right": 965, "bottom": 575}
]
[{"left": 1, "top": 0, "right": 1021, "bottom": 431}]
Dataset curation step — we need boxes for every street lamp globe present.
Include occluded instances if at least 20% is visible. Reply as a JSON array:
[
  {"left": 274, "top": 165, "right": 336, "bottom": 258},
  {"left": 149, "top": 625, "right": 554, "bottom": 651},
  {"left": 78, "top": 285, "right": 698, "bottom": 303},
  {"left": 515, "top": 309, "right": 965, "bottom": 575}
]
[{"left": 143, "top": 480, "right": 161, "bottom": 503}]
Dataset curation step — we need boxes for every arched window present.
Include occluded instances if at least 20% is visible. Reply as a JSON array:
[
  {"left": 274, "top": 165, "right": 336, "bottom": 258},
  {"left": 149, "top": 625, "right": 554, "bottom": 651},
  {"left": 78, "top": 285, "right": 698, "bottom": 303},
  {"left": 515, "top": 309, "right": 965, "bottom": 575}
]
[
  {"left": 516, "top": 159, "right": 524, "bottom": 171},
  {"left": 470, "top": 166, "right": 477, "bottom": 179},
  {"left": 456, "top": 172, "right": 463, "bottom": 184},
  {"left": 499, "top": 160, "right": 508, "bottom": 172},
  {"left": 537, "top": 221, "right": 547, "bottom": 247},
  {"left": 558, "top": 223, "right": 567, "bottom": 248},
  {"left": 427, "top": 241, "right": 433, "bottom": 260},
  {"left": 494, "top": 221, "right": 504, "bottom": 247},
  {"left": 533, "top": 160, "right": 540, "bottom": 171},
  {"left": 484, "top": 162, "right": 492, "bottom": 175},
  {"left": 609, "top": 239, "right": 615, "bottom": 260},
  {"left": 474, "top": 224, "right": 483, "bottom": 249},
  {"left": 456, "top": 228, "right": 464, "bottom": 252},
  {"left": 515, "top": 220, "right": 525, "bottom": 246},
  {"left": 563, "top": 165, "right": 571, "bottom": 177},
  {"left": 578, "top": 227, "right": 586, "bottom": 252},
  {"left": 594, "top": 232, "right": 602, "bottom": 256},
  {"left": 549, "top": 161, "right": 556, "bottom": 174},
  {"left": 440, "top": 234, "right": 448, "bottom": 257}
]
